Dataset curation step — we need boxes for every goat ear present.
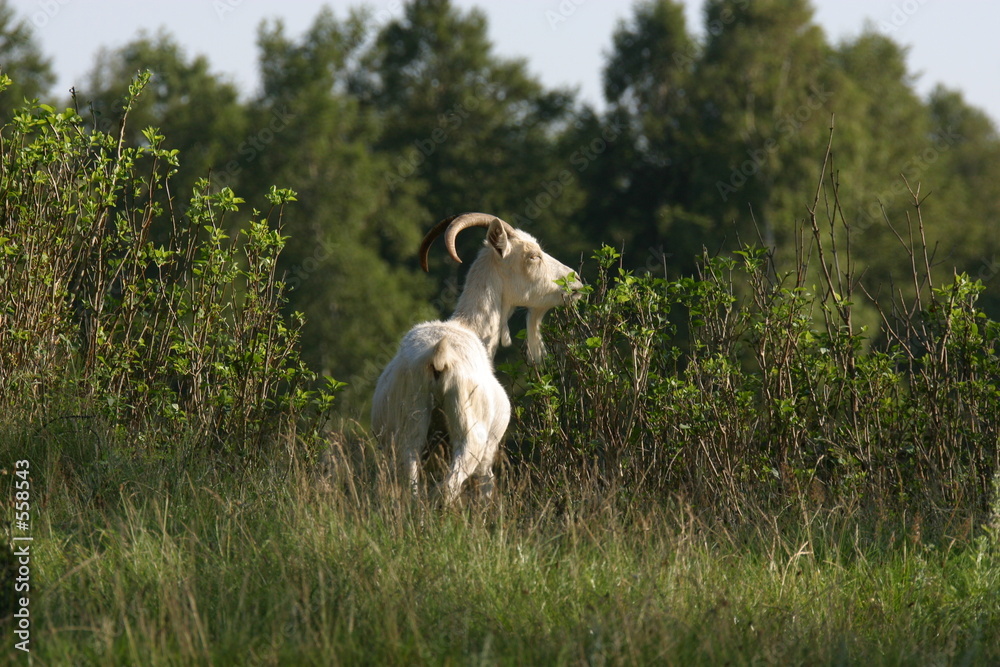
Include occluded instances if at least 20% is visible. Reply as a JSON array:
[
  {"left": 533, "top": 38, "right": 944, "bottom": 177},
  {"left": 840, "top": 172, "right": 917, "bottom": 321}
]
[{"left": 487, "top": 218, "right": 511, "bottom": 258}]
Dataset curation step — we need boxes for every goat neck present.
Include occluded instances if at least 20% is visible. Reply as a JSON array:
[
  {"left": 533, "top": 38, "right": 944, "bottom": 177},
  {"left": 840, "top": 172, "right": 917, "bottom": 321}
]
[{"left": 448, "top": 247, "right": 510, "bottom": 358}]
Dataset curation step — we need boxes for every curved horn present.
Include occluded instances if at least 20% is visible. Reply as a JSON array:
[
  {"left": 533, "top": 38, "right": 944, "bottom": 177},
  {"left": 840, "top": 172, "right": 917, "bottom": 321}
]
[{"left": 417, "top": 212, "right": 514, "bottom": 272}]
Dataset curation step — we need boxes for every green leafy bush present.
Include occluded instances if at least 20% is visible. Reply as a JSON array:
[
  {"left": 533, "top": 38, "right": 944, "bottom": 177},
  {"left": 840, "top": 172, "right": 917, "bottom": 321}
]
[
  {"left": 512, "top": 152, "right": 1000, "bottom": 522},
  {"left": 0, "top": 73, "right": 339, "bottom": 453}
]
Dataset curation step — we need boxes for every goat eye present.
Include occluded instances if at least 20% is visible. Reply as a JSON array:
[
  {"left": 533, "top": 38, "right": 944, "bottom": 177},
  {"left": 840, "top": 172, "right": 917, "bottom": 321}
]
[{"left": 528, "top": 254, "right": 541, "bottom": 262}]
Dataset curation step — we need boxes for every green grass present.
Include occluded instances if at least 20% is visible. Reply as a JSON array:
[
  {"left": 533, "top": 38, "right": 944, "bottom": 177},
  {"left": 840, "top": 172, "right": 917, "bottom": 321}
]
[
  {"left": 3, "top": 424, "right": 998, "bottom": 666},
  {"left": 3, "top": 72, "right": 998, "bottom": 666}
]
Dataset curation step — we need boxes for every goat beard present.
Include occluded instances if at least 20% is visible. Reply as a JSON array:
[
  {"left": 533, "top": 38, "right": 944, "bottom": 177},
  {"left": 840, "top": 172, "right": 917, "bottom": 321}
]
[{"left": 525, "top": 307, "right": 550, "bottom": 365}]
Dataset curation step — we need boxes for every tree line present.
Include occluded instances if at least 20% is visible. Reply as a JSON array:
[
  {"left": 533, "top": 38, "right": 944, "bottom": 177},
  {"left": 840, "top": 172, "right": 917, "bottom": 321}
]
[{"left": 3, "top": 0, "right": 999, "bottom": 415}]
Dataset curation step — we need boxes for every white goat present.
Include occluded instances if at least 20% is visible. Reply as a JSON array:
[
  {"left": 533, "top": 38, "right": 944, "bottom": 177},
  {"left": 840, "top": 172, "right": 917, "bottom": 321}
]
[{"left": 371, "top": 213, "right": 582, "bottom": 504}]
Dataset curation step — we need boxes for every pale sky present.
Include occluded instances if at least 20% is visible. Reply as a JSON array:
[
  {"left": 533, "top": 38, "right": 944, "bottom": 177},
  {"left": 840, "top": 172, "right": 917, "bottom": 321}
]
[{"left": 8, "top": 0, "right": 1000, "bottom": 128}]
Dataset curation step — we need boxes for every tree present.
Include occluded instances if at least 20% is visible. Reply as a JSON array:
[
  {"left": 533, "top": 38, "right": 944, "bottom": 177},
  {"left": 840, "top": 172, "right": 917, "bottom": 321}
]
[
  {"left": 79, "top": 30, "right": 248, "bottom": 198},
  {"left": 923, "top": 86, "right": 1000, "bottom": 315},
  {"left": 359, "top": 0, "right": 589, "bottom": 263},
  {"left": 0, "top": 0, "right": 55, "bottom": 120},
  {"left": 247, "top": 8, "right": 437, "bottom": 408},
  {"left": 603, "top": 0, "right": 695, "bottom": 157},
  {"left": 580, "top": 0, "right": 708, "bottom": 270},
  {"left": 688, "top": 0, "right": 833, "bottom": 245},
  {"left": 824, "top": 31, "right": 1000, "bottom": 309}
]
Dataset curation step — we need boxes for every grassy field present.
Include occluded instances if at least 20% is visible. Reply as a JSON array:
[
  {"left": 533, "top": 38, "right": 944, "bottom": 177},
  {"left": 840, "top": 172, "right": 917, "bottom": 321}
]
[
  {"left": 2, "top": 74, "right": 998, "bottom": 666},
  {"left": 3, "top": 421, "right": 998, "bottom": 666},
  {"left": 2, "top": 86, "right": 998, "bottom": 665}
]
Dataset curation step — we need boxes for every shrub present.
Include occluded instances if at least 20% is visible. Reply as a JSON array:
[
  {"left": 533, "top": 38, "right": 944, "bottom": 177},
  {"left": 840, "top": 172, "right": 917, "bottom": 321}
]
[
  {"left": 0, "top": 72, "right": 340, "bottom": 454},
  {"left": 511, "top": 143, "right": 1000, "bottom": 522}
]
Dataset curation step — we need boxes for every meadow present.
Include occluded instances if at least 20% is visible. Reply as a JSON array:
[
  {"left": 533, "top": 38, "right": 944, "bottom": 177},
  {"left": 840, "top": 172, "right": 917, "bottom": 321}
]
[
  {"left": 4, "top": 422, "right": 999, "bottom": 665},
  {"left": 2, "top": 76, "right": 999, "bottom": 666}
]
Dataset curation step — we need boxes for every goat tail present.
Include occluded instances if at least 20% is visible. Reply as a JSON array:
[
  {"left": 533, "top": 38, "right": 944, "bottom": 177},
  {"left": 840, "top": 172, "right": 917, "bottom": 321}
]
[{"left": 429, "top": 337, "right": 459, "bottom": 382}]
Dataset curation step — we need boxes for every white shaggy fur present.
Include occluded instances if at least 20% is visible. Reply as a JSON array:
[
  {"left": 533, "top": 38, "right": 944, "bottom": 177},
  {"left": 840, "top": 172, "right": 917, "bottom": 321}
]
[{"left": 371, "top": 214, "right": 582, "bottom": 503}]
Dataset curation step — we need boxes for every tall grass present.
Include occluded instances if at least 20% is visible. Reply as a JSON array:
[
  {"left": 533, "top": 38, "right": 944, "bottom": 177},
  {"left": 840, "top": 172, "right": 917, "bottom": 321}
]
[{"left": 3, "top": 424, "right": 998, "bottom": 665}]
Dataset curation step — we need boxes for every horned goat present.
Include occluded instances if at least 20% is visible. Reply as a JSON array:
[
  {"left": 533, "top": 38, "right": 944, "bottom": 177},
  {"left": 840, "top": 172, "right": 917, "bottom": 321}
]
[{"left": 371, "top": 213, "right": 583, "bottom": 504}]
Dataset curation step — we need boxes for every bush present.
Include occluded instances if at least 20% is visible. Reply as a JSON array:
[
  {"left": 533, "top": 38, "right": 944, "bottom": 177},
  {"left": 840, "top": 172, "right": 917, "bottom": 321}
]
[
  {"left": 511, "top": 148, "right": 1000, "bottom": 523},
  {"left": 0, "top": 73, "right": 340, "bottom": 454}
]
